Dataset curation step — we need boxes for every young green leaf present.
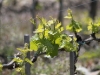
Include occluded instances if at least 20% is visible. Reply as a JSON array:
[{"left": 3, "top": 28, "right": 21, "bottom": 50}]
[
  {"left": 30, "top": 41, "right": 38, "bottom": 51},
  {"left": 15, "top": 67, "right": 23, "bottom": 72},
  {"left": 13, "top": 57, "right": 23, "bottom": 63},
  {"left": 25, "top": 58, "right": 33, "bottom": 65},
  {"left": 64, "top": 9, "right": 72, "bottom": 19}
]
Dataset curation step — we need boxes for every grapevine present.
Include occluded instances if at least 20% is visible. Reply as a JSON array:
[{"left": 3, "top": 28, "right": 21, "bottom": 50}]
[{"left": 0, "top": 9, "right": 100, "bottom": 75}]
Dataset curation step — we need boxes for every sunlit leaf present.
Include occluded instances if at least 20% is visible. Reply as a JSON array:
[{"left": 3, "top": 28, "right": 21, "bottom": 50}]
[
  {"left": 41, "top": 18, "right": 47, "bottom": 25},
  {"left": 47, "top": 20, "right": 54, "bottom": 26},
  {"left": 88, "top": 25, "right": 92, "bottom": 31},
  {"left": 17, "top": 48, "right": 32, "bottom": 53},
  {"left": 66, "top": 24, "right": 72, "bottom": 30},
  {"left": 48, "top": 31, "right": 57, "bottom": 35},
  {"left": 76, "top": 28, "right": 82, "bottom": 32},
  {"left": 55, "top": 23, "right": 61, "bottom": 29},
  {"left": 30, "top": 41, "right": 38, "bottom": 51},
  {"left": 64, "top": 16, "right": 72, "bottom": 19},
  {"left": 13, "top": 57, "right": 23, "bottom": 63},
  {"left": 44, "top": 29, "right": 49, "bottom": 38},
  {"left": 31, "top": 34, "right": 39, "bottom": 41},
  {"left": 25, "top": 58, "right": 33, "bottom": 65},
  {"left": 15, "top": 67, "right": 23, "bottom": 72},
  {"left": 34, "top": 29, "right": 44, "bottom": 33},
  {"left": 59, "top": 27, "right": 64, "bottom": 32},
  {"left": 87, "top": 19, "right": 100, "bottom": 33},
  {"left": 55, "top": 37, "right": 62, "bottom": 45},
  {"left": 64, "top": 9, "right": 72, "bottom": 19}
]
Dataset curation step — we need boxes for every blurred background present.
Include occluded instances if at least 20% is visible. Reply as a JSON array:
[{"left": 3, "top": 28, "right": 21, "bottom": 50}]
[{"left": 0, "top": 0, "right": 100, "bottom": 75}]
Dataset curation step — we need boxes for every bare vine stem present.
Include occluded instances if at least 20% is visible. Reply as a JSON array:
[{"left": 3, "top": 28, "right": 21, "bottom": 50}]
[{"left": 74, "top": 32, "right": 100, "bottom": 74}]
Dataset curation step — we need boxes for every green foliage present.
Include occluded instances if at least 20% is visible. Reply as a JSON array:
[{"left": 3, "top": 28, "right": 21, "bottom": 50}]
[
  {"left": 15, "top": 43, "right": 33, "bottom": 65},
  {"left": 87, "top": 18, "right": 100, "bottom": 33},
  {"left": 12, "top": 43, "right": 33, "bottom": 74},
  {"left": 15, "top": 66, "right": 26, "bottom": 75},
  {"left": 29, "top": 9, "right": 100, "bottom": 58},
  {"left": 30, "top": 16, "right": 78, "bottom": 57},
  {"left": 0, "top": 9, "right": 100, "bottom": 74},
  {"left": 64, "top": 9, "right": 82, "bottom": 32}
]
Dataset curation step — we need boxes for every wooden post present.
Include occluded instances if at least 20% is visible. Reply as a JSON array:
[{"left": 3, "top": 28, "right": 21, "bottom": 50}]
[
  {"left": 24, "top": 34, "right": 31, "bottom": 75},
  {"left": 69, "top": 35, "right": 75, "bottom": 75},
  {"left": 89, "top": 0, "right": 98, "bottom": 20}
]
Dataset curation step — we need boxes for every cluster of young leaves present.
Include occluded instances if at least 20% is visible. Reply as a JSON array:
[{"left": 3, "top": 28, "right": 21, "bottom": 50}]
[
  {"left": 13, "top": 43, "right": 33, "bottom": 73},
  {"left": 87, "top": 18, "right": 100, "bottom": 33},
  {"left": 30, "top": 16, "right": 78, "bottom": 57},
  {"left": 64, "top": 9, "right": 82, "bottom": 32}
]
